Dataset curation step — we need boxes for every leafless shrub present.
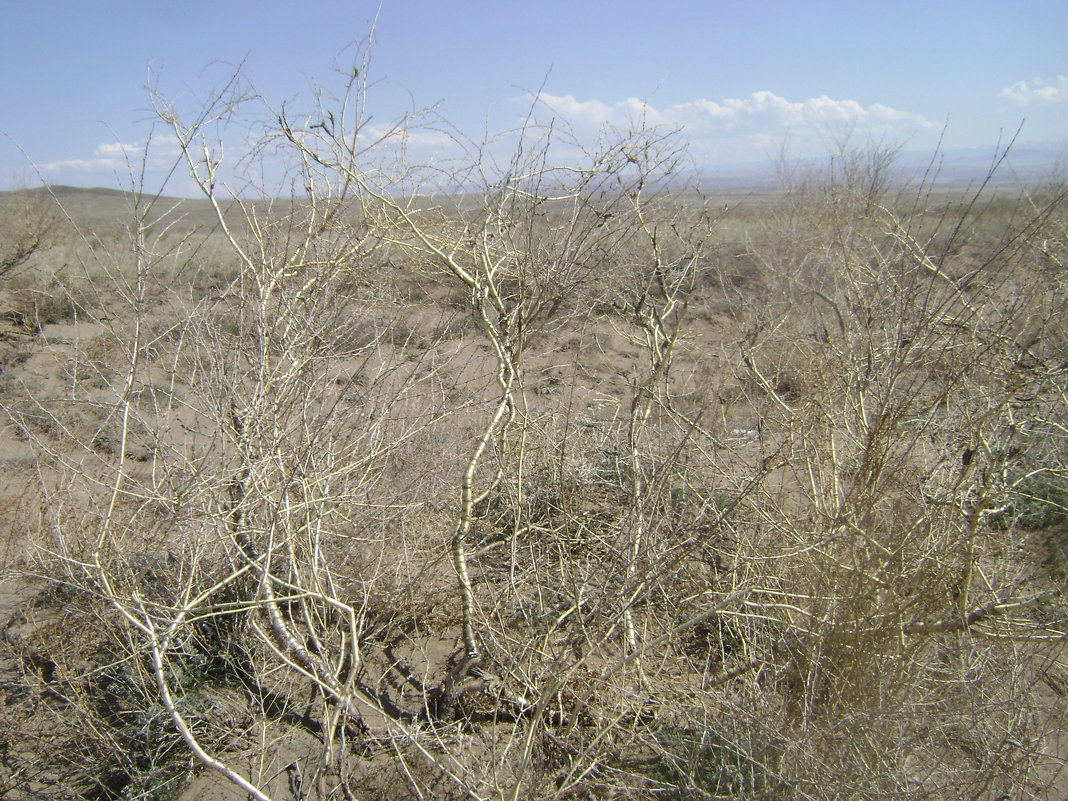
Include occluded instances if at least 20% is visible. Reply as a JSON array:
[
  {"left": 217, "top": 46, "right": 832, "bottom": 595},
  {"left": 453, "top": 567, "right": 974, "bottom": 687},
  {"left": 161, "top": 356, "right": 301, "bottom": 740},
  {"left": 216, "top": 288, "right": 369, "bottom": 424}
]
[
  {"left": 0, "top": 186, "right": 61, "bottom": 280},
  {"left": 1, "top": 45, "right": 1065, "bottom": 801}
]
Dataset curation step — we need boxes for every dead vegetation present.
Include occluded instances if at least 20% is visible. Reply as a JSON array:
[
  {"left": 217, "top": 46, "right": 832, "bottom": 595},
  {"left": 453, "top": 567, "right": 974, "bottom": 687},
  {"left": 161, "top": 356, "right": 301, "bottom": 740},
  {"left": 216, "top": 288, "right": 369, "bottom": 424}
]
[{"left": 0, "top": 47, "right": 1066, "bottom": 801}]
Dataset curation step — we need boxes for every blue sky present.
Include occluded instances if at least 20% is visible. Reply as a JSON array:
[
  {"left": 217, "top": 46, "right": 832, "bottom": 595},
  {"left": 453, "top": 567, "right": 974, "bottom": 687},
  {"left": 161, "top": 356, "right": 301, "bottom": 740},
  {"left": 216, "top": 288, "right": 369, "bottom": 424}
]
[{"left": 1, "top": 0, "right": 1066, "bottom": 192}]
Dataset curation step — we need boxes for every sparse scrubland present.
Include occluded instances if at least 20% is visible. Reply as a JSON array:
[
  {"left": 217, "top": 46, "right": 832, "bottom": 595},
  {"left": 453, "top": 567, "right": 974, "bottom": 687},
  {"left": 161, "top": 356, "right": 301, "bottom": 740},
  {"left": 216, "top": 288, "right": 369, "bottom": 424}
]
[{"left": 0, "top": 53, "right": 1066, "bottom": 800}]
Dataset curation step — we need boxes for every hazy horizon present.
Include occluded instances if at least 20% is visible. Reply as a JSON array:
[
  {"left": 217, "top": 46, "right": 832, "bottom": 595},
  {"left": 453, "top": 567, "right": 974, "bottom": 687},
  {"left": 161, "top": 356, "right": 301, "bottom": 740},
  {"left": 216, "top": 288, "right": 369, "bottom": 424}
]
[{"left": 2, "top": 0, "right": 1065, "bottom": 194}]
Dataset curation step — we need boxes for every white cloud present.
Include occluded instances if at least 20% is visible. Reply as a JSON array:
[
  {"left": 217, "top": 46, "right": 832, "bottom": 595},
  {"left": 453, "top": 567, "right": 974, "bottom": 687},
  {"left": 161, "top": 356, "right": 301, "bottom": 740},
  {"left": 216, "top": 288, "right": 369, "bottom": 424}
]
[
  {"left": 39, "top": 134, "right": 182, "bottom": 175},
  {"left": 999, "top": 76, "right": 1068, "bottom": 106},
  {"left": 532, "top": 90, "right": 934, "bottom": 164},
  {"left": 539, "top": 90, "right": 932, "bottom": 132},
  {"left": 537, "top": 95, "right": 670, "bottom": 129},
  {"left": 28, "top": 91, "right": 944, "bottom": 191}
]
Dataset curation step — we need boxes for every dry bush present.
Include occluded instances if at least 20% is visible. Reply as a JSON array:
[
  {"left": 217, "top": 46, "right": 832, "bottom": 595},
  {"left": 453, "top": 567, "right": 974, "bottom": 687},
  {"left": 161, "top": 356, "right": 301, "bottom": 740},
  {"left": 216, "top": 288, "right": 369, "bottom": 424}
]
[
  {"left": 1, "top": 49, "right": 1066, "bottom": 801},
  {"left": 722, "top": 141, "right": 1068, "bottom": 798},
  {"left": 0, "top": 186, "right": 61, "bottom": 280}
]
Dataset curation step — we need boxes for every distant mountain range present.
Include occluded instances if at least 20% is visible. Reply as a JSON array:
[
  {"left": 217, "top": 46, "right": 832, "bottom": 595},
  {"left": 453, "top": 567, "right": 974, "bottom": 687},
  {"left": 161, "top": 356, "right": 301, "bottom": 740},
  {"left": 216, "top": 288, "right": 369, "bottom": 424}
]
[
  {"left": 6, "top": 143, "right": 1064, "bottom": 201},
  {"left": 696, "top": 143, "right": 1066, "bottom": 190}
]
